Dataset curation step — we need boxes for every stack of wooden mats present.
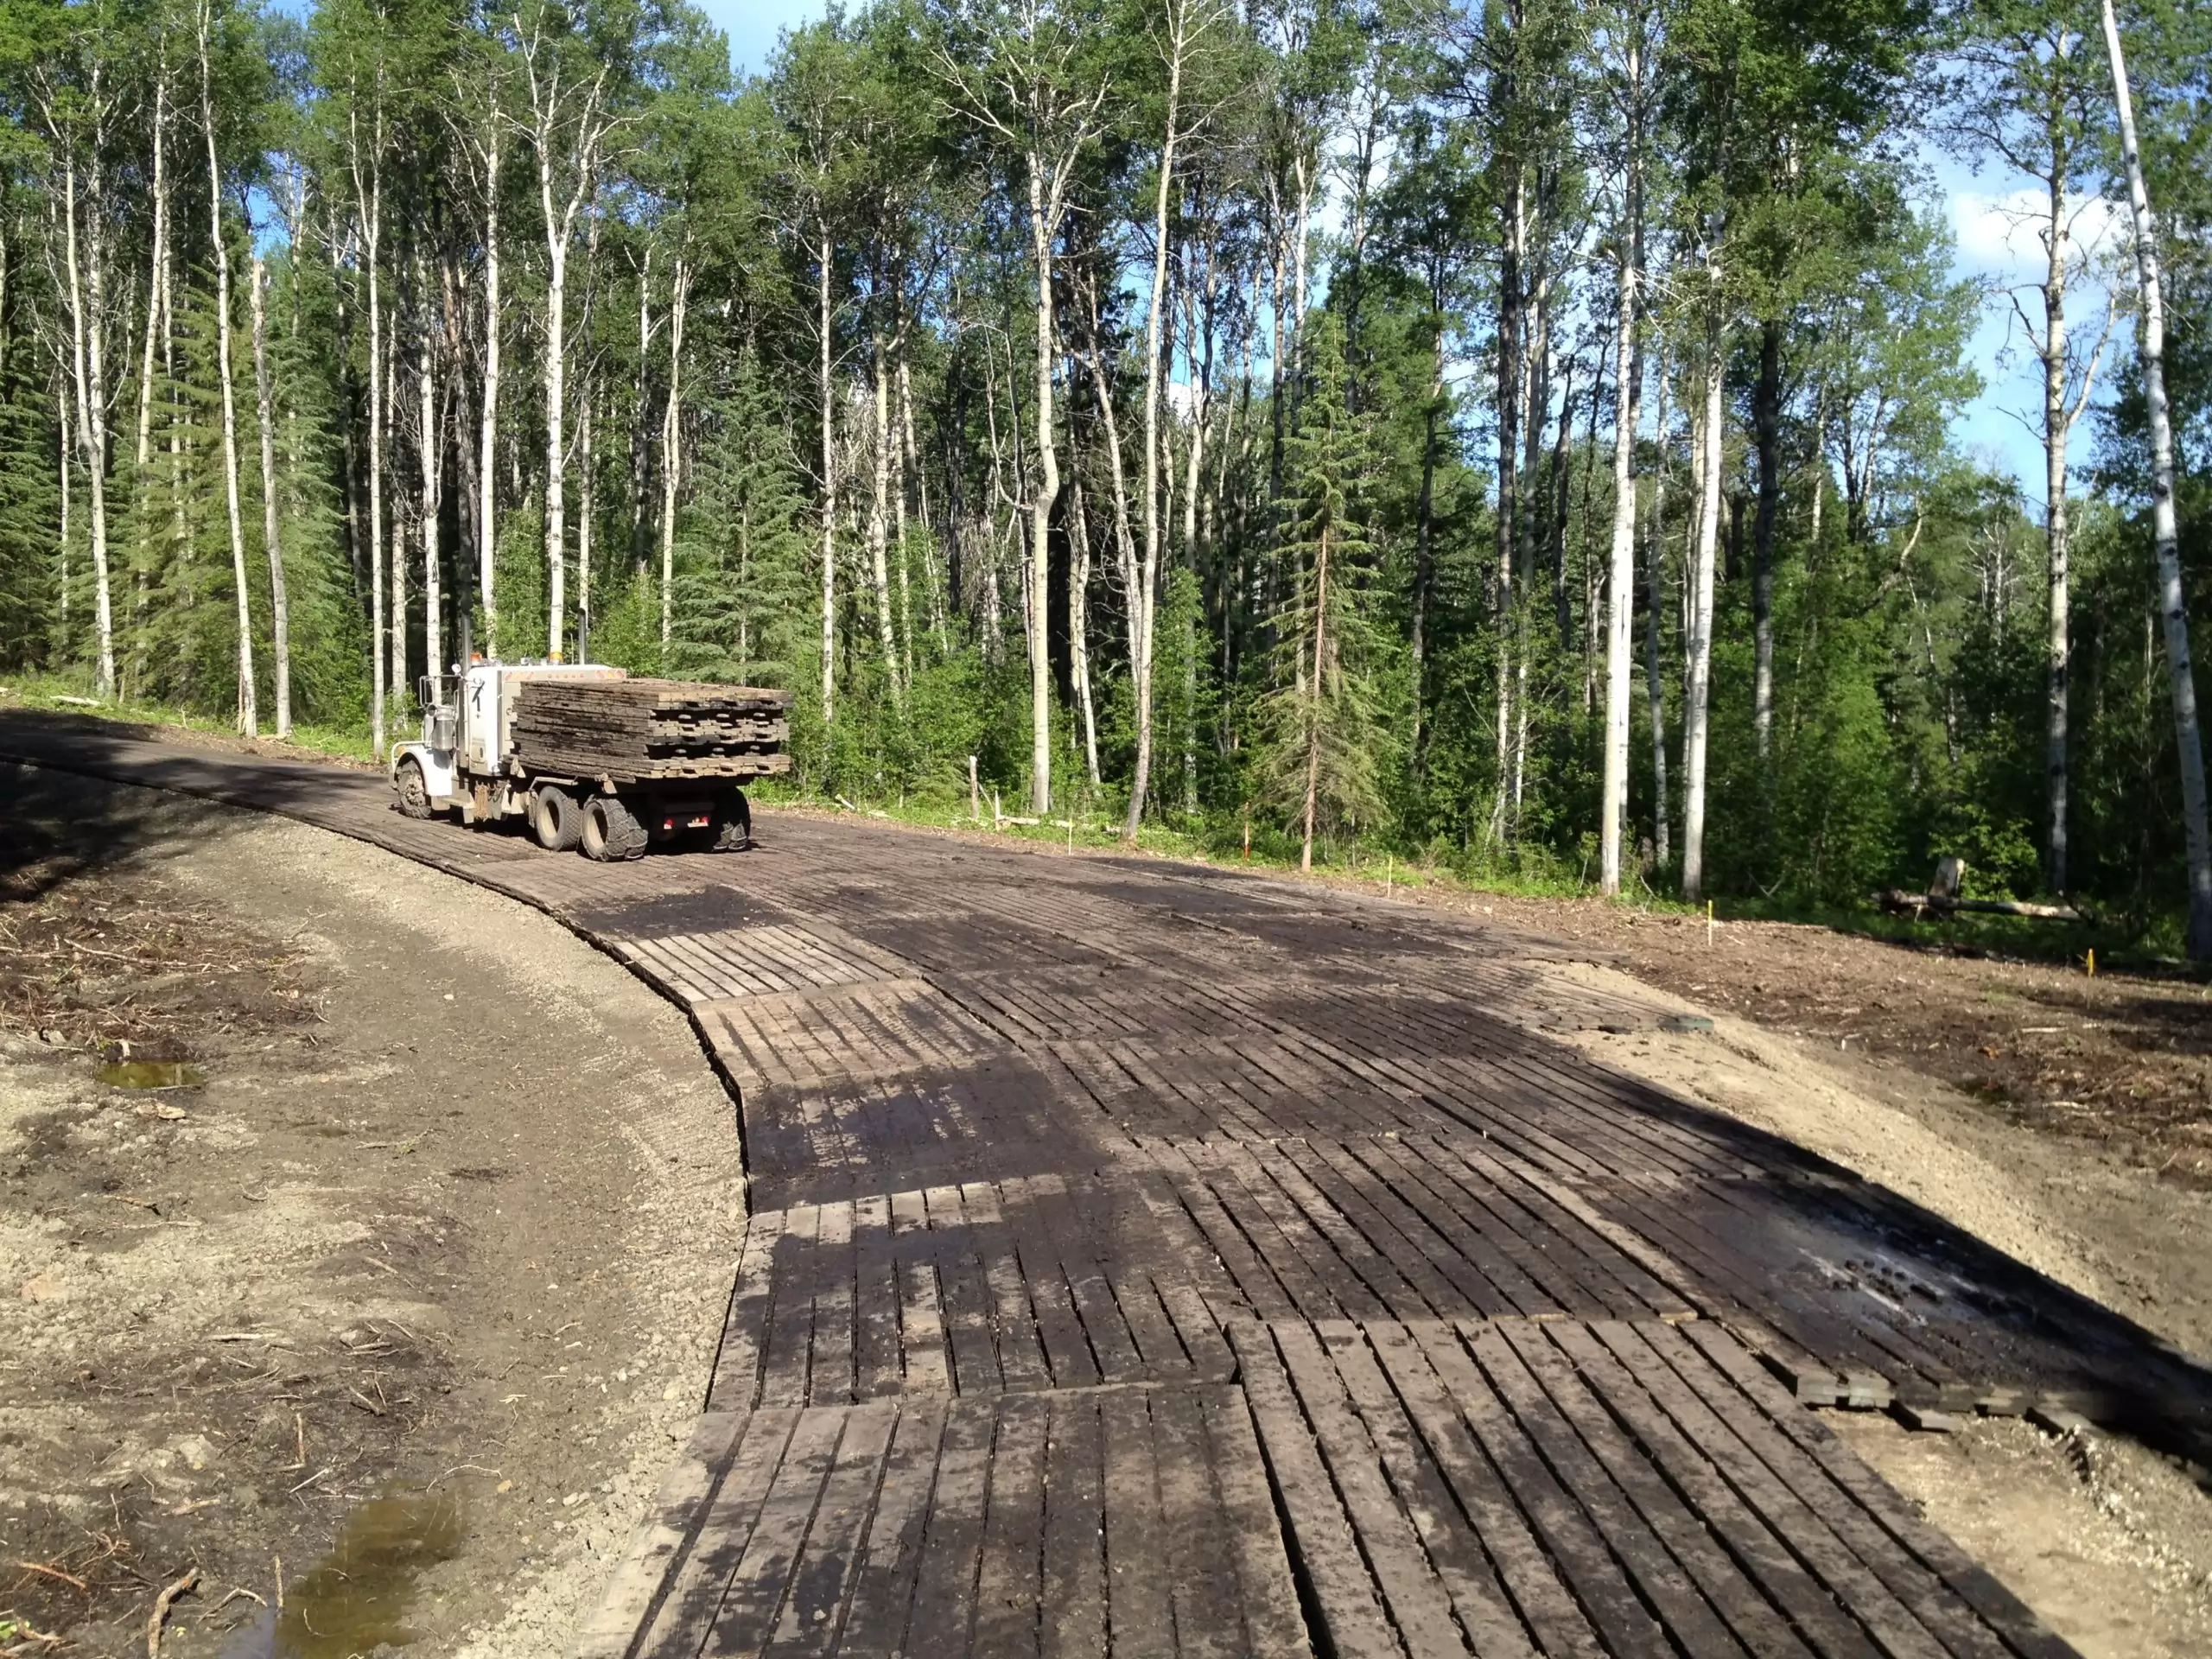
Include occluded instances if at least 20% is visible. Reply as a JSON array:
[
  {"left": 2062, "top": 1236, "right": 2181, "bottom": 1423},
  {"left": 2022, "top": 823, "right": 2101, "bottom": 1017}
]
[{"left": 510, "top": 678, "right": 792, "bottom": 783}]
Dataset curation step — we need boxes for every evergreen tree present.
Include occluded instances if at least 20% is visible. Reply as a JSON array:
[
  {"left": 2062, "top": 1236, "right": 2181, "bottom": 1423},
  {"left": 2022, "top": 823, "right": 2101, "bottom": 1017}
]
[{"left": 1255, "top": 314, "right": 1394, "bottom": 868}]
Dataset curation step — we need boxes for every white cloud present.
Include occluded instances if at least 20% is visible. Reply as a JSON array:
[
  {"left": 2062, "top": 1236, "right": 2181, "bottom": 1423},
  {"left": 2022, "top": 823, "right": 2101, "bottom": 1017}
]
[{"left": 1949, "top": 186, "right": 2126, "bottom": 280}]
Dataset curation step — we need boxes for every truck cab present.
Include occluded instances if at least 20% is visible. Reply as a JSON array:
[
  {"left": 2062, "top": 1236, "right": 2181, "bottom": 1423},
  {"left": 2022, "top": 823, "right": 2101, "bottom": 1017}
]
[
  {"left": 389, "top": 658, "right": 779, "bottom": 861},
  {"left": 391, "top": 659, "right": 626, "bottom": 823}
]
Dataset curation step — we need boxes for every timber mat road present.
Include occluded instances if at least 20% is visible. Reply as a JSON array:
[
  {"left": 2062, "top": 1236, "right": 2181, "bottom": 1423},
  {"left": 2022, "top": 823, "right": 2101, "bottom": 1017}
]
[{"left": 3, "top": 709, "right": 2205, "bottom": 1659}]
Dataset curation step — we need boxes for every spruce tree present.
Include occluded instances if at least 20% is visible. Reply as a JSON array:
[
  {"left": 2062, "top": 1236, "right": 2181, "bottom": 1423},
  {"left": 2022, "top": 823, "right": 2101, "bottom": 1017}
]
[{"left": 1256, "top": 314, "right": 1394, "bottom": 869}]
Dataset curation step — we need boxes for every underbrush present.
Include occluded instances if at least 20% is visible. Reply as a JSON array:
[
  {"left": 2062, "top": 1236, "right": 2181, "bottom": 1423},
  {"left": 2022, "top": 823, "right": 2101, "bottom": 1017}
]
[
  {"left": 10, "top": 692, "right": 2191, "bottom": 973},
  {"left": 1, "top": 671, "right": 380, "bottom": 763}
]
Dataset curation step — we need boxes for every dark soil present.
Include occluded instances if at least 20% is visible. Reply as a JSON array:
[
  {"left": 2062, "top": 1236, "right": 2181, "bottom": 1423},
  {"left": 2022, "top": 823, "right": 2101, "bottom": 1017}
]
[
  {"left": 0, "top": 766, "right": 740, "bottom": 1656},
  {"left": 1330, "top": 877, "right": 2212, "bottom": 1186}
]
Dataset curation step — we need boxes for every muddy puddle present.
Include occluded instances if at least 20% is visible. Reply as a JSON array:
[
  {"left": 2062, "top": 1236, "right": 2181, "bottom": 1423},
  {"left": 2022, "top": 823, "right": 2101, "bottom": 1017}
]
[
  {"left": 219, "top": 1493, "right": 464, "bottom": 1657},
  {"left": 98, "top": 1057, "right": 207, "bottom": 1088}
]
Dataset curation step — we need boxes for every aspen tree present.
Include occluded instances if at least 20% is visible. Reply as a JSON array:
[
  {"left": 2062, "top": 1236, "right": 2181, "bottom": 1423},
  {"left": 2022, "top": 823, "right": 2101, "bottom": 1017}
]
[
  {"left": 1122, "top": 0, "right": 1219, "bottom": 841},
  {"left": 517, "top": 0, "right": 612, "bottom": 661},
  {"left": 659, "top": 255, "right": 688, "bottom": 648},
  {"left": 40, "top": 41, "right": 119, "bottom": 696},
  {"left": 940, "top": 0, "right": 1107, "bottom": 816},
  {"left": 1599, "top": 4, "right": 1647, "bottom": 896},
  {"left": 199, "top": 0, "right": 255, "bottom": 734},
  {"left": 415, "top": 252, "right": 441, "bottom": 680},
  {"left": 448, "top": 42, "right": 505, "bottom": 652},
  {"left": 250, "top": 255, "right": 291, "bottom": 735},
  {"left": 2098, "top": 0, "right": 2212, "bottom": 958},
  {"left": 1940, "top": 0, "right": 2113, "bottom": 893},
  {"left": 1681, "top": 279, "right": 1723, "bottom": 904}
]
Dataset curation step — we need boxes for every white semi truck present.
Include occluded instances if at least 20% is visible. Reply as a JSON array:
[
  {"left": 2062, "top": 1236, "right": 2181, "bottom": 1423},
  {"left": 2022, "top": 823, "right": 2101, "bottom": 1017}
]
[{"left": 389, "top": 657, "right": 791, "bottom": 861}]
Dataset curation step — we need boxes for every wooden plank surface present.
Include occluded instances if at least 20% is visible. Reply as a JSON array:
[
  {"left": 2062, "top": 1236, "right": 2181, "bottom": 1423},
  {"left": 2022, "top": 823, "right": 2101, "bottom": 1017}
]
[
  {"left": 1236, "top": 1318, "right": 2081, "bottom": 1659},
  {"left": 0, "top": 720, "right": 2121, "bottom": 1659},
  {"left": 616, "top": 1387, "right": 1300, "bottom": 1658}
]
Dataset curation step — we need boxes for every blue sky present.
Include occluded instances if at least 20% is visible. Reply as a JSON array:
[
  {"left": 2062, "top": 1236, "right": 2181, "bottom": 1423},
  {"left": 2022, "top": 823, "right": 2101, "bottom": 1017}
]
[
  {"left": 705, "top": 0, "right": 2093, "bottom": 505},
  {"left": 706, "top": 0, "right": 811, "bottom": 82}
]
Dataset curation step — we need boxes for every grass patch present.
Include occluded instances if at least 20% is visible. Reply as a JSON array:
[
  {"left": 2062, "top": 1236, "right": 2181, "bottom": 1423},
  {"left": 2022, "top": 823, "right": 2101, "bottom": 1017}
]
[
  {"left": 752, "top": 778, "right": 1699, "bottom": 913},
  {"left": 0, "top": 672, "right": 380, "bottom": 765},
  {"left": 6, "top": 688, "right": 2190, "bottom": 973},
  {"left": 1706, "top": 890, "right": 2177, "bottom": 972}
]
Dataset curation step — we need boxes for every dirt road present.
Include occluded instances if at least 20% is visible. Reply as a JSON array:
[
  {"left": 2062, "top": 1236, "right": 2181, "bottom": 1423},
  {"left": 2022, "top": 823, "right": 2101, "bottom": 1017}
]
[
  {"left": 3, "top": 720, "right": 2210, "bottom": 1659},
  {"left": 0, "top": 766, "right": 742, "bottom": 1656}
]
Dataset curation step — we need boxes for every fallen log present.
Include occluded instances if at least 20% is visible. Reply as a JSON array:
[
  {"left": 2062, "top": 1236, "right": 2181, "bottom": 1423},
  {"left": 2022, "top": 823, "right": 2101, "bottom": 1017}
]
[{"left": 1878, "top": 890, "right": 2086, "bottom": 923}]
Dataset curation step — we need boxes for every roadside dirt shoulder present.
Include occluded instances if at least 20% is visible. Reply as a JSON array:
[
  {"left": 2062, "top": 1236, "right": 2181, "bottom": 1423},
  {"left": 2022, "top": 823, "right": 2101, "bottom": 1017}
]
[{"left": 0, "top": 766, "right": 743, "bottom": 1656}]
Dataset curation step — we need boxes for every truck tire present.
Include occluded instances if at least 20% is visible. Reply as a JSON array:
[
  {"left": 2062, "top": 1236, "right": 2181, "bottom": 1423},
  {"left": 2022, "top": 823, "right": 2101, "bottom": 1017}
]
[
  {"left": 710, "top": 790, "right": 753, "bottom": 852},
  {"left": 531, "top": 785, "right": 582, "bottom": 852},
  {"left": 395, "top": 758, "right": 435, "bottom": 820},
  {"left": 582, "top": 793, "right": 649, "bottom": 861}
]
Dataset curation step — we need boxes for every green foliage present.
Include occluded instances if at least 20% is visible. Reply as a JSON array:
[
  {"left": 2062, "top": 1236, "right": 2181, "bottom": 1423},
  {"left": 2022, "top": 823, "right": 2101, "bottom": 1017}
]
[
  {"left": 1151, "top": 564, "right": 1216, "bottom": 818},
  {"left": 2, "top": 0, "right": 2206, "bottom": 956},
  {"left": 671, "top": 359, "right": 815, "bottom": 683},
  {"left": 1253, "top": 315, "right": 1396, "bottom": 853},
  {"left": 0, "top": 369, "right": 55, "bottom": 664},
  {"left": 588, "top": 564, "right": 663, "bottom": 676},
  {"left": 491, "top": 504, "right": 549, "bottom": 664}
]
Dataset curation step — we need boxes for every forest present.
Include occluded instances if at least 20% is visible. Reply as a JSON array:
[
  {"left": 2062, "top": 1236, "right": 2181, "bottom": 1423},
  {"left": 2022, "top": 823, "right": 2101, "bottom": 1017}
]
[{"left": 4, "top": 0, "right": 2210, "bottom": 954}]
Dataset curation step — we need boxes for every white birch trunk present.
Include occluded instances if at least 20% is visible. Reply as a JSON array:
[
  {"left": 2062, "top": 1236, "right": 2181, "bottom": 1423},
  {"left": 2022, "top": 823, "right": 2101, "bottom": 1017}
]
[
  {"left": 351, "top": 105, "right": 386, "bottom": 754},
  {"left": 634, "top": 246, "right": 652, "bottom": 569},
  {"left": 1026, "top": 157, "right": 1058, "bottom": 816},
  {"left": 1070, "top": 477, "right": 1101, "bottom": 785},
  {"left": 817, "top": 225, "right": 837, "bottom": 722},
  {"left": 578, "top": 376, "right": 593, "bottom": 626},
  {"left": 541, "top": 211, "right": 568, "bottom": 657},
  {"left": 478, "top": 122, "right": 501, "bottom": 652},
  {"left": 2101, "top": 0, "right": 2212, "bottom": 957},
  {"left": 134, "top": 69, "right": 166, "bottom": 485},
  {"left": 417, "top": 264, "right": 442, "bottom": 679},
  {"left": 520, "top": 41, "right": 605, "bottom": 663},
  {"left": 1645, "top": 353, "right": 1671, "bottom": 868},
  {"left": 868, "top": 324, "right": 900, "bottom": 698},
  {"left": 388, "top": 308, "right": 406, "bottom": 697},
  {"left": 200, "top": 1, "right": 256, "bottom": 734},
  {"left": 1601, "top": 153, "right": 1643, "bottom": 892},
  {"left": 251, "top": 256, "right": 290, "bottom": 735},
  {"left": 61, "top": 138, "right": 118, "bottom": 696},
  {"left": 57, "top": 365, "right": 71, "bottom": 638},
  {"left": 1122, "top": 19, "right": 1184, "bottom": 839},
  {"left": 128, "top": 70, "right": 168, "bottom": 697},
  {"left": 2041, "top": 161, "right": 2075, "bottom": 894},
  {"left": 659, "top": 257, "right": 688, "bottom": 649},
  {"left": 1681, "top": 313, "right": 1723, "bottom": 903}
]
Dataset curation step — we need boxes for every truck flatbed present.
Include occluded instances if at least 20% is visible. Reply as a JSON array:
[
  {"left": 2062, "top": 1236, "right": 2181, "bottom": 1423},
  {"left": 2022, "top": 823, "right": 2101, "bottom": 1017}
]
[{"left": 511, "top": 677, "right": 792, "bottom": 785}]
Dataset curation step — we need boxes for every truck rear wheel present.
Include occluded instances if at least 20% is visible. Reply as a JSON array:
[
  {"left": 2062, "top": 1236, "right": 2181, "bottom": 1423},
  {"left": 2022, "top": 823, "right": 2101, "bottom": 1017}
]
[
  {"left": 710, "top": 791, "right": 753, "bottom": 852},
  {"left": 531, "top": 785, "right": 582, "bottom": 852},
  {"left": 395, "top": 758, "right": 435, "bottom": 820},
  {"left": 582, "top": 793, "right": 649, "bottom": 861}
]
